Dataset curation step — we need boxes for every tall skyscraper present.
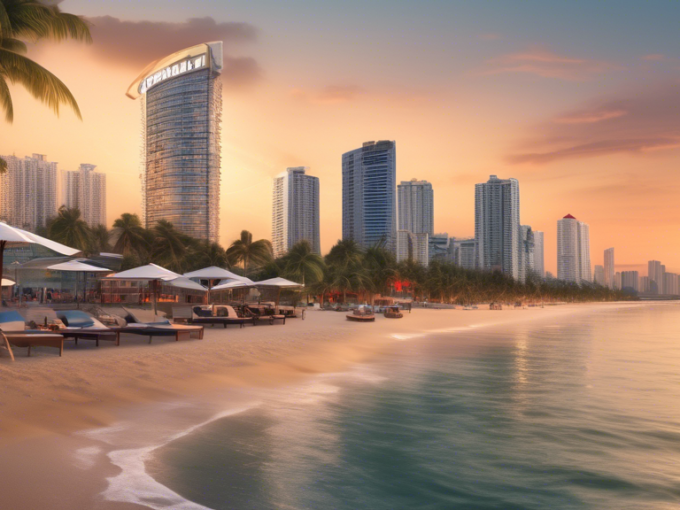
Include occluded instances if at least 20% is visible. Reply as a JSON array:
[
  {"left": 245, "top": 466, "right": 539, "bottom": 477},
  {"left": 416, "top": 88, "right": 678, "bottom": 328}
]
[
  {"left": 604, "top": 248, "right": 615, "bottom": 289},
  {"left": 648, "top": 260, "right": 664, "bottom": 294},
  {"left": 474, "top": 175, "right": 521, "bottom": 279},
  {"left": 396, "top": 230, "right": 429, "bottom": 266},
  {"left": 520, "top": 225, "right": 535, "bottom": 282},
  {"left": 0, "top": 153, "right": 58, "bottom": 232},
  {"left": 127, "top": 42, "right": 223, "bottom": 242},
  {"left": 594, "top": 265, "right": 605, "bottom": 286},
  {"left": 614, "top": 271, "right": 622, "bottom": 290},
  {"left": 533, "top": 231, "right": 545, "bottom": 278},
  {"left": 621, "top": 271, "right": 639, "bottom": 292},
  {"left": 557, "top": 214, "right": 591, "bottom": 284},
  {"left": 639, "top": 276, "right": 650, "bottom": 293},
  {"left": 342, "top": 141, "right": 397, "bottom": 251},
  {"left": 271, "top": 167, "right": 320, "bottom": 258},
  {"left": 398, "top": 179, "right": 434, "bottom": 235},
  {"left": 61, "top": 164, "right": 107, "bottom": 227},
  {"left": 664, "top": 273, "right": 679, "bottom": 295},
  {"left": 451, "top": 238, "right": 477, "bottom": 270}
]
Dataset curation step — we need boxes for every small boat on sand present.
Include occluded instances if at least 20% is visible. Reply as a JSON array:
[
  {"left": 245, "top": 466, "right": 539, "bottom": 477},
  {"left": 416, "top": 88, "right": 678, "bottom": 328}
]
[
  {"left": 384, "top": 305, "right": 403, "bottom": 319},
  {"left": 347, "top": 306, "right": 375, "bottom": 322}
]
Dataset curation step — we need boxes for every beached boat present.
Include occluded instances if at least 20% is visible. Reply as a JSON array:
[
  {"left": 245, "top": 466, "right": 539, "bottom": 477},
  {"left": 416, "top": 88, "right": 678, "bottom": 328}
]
[
  {"left": 347, "top": 306, "right": 375, "bottom": 322},
  {"left": 384, "top": 305, "right": 403, "bottom": 319}
]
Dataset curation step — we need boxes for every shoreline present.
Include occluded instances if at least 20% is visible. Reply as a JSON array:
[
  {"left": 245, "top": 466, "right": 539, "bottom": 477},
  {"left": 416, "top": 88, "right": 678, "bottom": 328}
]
[{"left": 0, "top": 302, "right": 656, "bottom": 509}]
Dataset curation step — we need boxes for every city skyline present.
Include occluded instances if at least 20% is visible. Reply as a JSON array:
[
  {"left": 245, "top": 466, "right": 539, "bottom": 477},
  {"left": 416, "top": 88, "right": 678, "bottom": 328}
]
[{"left": 3, "top": 1, "right": 680, "bottom": 273}]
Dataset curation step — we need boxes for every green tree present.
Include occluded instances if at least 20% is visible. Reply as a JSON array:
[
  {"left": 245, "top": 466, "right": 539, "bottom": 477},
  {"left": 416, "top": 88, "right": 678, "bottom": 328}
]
[
  {"left": 226, "top": 230, "right": 272, "bottom": 276},
  {"left": 186, "top": 240, "right": 228, "bottom": 272},
  {"left": 46, "top": 206, "right": 90, "bottom": 252},
  {"left": 90, "top": 224, "right": 110, "bottom": 253},
  {"left": 111, "top": 213, "right": 147, "bottom": 257},
  {"left": 1, "top": 0, "right": 92, "bottom": 173},
  {"left": 282, "top": 240, "right": 324, "bottom": 286},
  {"left": 151, "top": 219, "right": 189, "bottom": 273}
]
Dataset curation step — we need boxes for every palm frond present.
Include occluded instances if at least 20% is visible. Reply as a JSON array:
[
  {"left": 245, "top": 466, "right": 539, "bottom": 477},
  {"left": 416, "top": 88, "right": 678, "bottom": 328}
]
[
  {"left": 0, "top": 156, "right": 7, "bottom": 174},
  {"left": 0, "top": 47, "right": 82, "bottom": 119},
  {"left": 1, "top": 37, "right": 27, "bottom": 53},
  {"left": 4, "top": 1, "right": 92, "bottom": 43},
  {"left": 0, "top": 3, "right": 11, "bottom": 40},
  {"left": 0, "top": 76, "right": 13, "bottom": 122}
]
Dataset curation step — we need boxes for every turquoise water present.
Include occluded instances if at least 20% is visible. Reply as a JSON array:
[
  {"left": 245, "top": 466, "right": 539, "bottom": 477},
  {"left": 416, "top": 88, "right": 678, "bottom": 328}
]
[{"left": 148, "top": 304, "right": 680, "bottom": 509}]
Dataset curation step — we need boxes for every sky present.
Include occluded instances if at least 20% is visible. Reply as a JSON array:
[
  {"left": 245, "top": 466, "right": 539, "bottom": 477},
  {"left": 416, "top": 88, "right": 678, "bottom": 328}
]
[{"left": 2, "top": 0, "right": 680, "bottom": 275}]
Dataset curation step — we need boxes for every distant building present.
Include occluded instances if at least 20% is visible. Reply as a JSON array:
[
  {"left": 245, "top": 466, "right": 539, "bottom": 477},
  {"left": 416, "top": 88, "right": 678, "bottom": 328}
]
[
  {"left": 398, "top": 179, "right": 433, "bottom": 235},
  {"left": 639, "top": 276, "right": 650, "bottom": 293},
  {"left": 604, "top": 248, "right": 615, "bottom": 289},
  {"left": 271, "top": 167, "right": 320, "bottom": 258},
  {"left": 451, "top": 237, "right": 477, "bottom": 270},
  {"left": 664, "top": 272, "right": 679, "bottom": 295},
  {"left": 61, "top": 164, "right": 107, "bottom": 227},
  {"left": 648, "top": 260, "right": 664, "bottom": 294},
  {"left": 594, "top": 265, "right": 605, "bottom": 286},
  {"left": 428, "top": 233, "right": 450, "bottom": 262},
  {"left": 396, "top": 230, "right": 428, "bottom": 266},
  {"left": 614, "top": 271, "right": 622, "bottom": 290},
  {"left": 557, "top": 214, "right": 591, "bottom": 284},
  {"left": 533, "top": 231, "right": 545, "bottom": 278},
  {"left": 0, "top": 153, "right": 58, "bottom": 232},
  {"left": 621, "top": 271, "right": 639, "bottom": 292},
  {"left": 520, "top": 225, "right": 535, "bottom": 282},
  {"left": 127, "top": 42, "right": 223, "bottom": 242},
  {"left": 546, "top": 271, "right": 555, "bottom": 280},
  {"left": 475, "top": 175, "right": 521, "bottom": 279},
  {"left": 342, "top": 141, "right": 397, "bottom": 252}
]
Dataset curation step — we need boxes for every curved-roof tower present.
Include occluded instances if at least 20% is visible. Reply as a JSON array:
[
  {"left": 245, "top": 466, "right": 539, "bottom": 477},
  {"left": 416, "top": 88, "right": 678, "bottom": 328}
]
[{"left": 127, "top": 42, "right": 223, "bottom": 243}]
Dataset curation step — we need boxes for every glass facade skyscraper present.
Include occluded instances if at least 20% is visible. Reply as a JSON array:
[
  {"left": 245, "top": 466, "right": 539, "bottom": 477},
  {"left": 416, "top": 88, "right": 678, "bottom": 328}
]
[
  {"left": 342, "top": 141, "right": 397, "bottom": 252},
  {"left": 127, "top": 42, "right": 223, "bottom": 242}
]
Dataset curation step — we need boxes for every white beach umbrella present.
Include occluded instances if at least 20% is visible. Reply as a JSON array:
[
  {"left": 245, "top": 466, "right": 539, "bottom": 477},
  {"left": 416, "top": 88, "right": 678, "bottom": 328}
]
[
  {"left": 48, "top": 260, "right": 112, "bottom": 308},
  {"left": 163, "top": 276, "right": 208, "bottom": 292},
  {"left": 211, "top": 279, "right": 255, "bottom": 291},
  {"left": 183, "top": 266, "right": 250, "bottom": 302},
  {"left": 0, "top": 221, "right": 80, "bottom": 287},
  {"left": 255, "top": 277, "right": 304, "bottom": 313},
  {"left": 1, "top": 278, "right": 15, "bottom": 287},
  {"left": 107, "top": 264, "right": 183, "bottom": 314}
]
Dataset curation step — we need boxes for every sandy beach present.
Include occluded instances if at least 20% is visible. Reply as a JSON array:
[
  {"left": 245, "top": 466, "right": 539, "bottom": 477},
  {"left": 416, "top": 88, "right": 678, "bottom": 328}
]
[{"left": 0, "top": 303, "right": 640, "bottom": 509}]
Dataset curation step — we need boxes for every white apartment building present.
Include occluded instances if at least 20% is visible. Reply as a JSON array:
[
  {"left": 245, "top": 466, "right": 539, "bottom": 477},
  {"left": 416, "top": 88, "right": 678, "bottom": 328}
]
[
  {"left": 450, "top": 237, "right": 477, "bottom": 271},
  {"left": 557, "top": 214, "right": 592, "bottom": 284},
  {"left": 396, "top": 230, "right": 429, "bottom": 266},
  {"left": 61, "top": 164, "right": 107, "bottom": 227},
  {"left": 604, "top": 248, "right": 615, "bottom": 289},
  {"left": 475, "top": 175, "right": 521, "bottom": 280},
  {"left": 0, "top": 153, "right": 58, "bottom": 232},
  {"left": 648, "top": 260, "right": 664, "bottom": 295},
  {"left": 272, "top": 167, "right": 320, "bottom": 258},
  {"left": 398, "top": 179, "right": 434, "bottom": 235},
  {"left": 533, "top": 231, "right": 545, "bottom": 278},
  {"left": 664, "top": 272, "right": 679, "bottom": 295},
  {"left": 594, "top": 265, "right": 605, "bottom": 286}
]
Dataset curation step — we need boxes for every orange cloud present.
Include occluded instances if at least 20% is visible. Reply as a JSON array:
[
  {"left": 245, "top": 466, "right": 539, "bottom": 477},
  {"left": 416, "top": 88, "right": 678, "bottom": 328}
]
[
  {"left": 481, "top": 48, "right": 620, "bottom": 80},
  {"left": 291, "top": 85, "right": 365, "bottom": 104},
  {"left": 553, "top": 108, "right": 627, "bottom": 124}
]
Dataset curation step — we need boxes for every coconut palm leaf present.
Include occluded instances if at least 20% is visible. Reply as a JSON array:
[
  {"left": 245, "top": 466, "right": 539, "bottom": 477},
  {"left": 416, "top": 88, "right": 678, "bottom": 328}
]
[
  {"left": 3, "top": 0, "right": 91, "bottom": 43},
  {"left": 46, "top": 206, "right": 91, "bottom": 252}
]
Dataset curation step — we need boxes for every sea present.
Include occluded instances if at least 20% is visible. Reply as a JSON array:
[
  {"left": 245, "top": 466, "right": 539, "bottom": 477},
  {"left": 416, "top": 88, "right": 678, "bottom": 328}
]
[{"left": 83, "top": 303, "right": 680, "bottom": 510}]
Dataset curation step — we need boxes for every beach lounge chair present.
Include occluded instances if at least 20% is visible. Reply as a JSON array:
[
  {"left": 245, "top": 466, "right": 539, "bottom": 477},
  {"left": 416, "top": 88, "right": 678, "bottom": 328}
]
[
  {"left": 244, "top": 305, "right": 286, "bottom": 325},
  {"left": 112, "top": 308, "right": 204, "bottom": 343},
  {"left": 0, "top": 311, "right": 64, "bottom": 358},
  {"left": 187, "top": 305, "right": 254, "bottom": 329},
  {"left": 57, "top": 310, "right": 121, "bottom": 347}
]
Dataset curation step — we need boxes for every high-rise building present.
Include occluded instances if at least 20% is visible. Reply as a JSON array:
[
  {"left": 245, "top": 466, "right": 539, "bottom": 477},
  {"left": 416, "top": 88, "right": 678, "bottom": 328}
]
[
  {"left": 664, "top": 273, "right": 679, "bottom": 296},
  {"left": 621, "top": 271, "right": 639, "bottom": 292},
  {"left": 520, "top": 225, "right": 535, "bottom": 282},
  {"left": 271, "top": 167, "right": 320, "bottom": 258},
  {"left": 648, "top": 260, "right": 664, "bottom": 294},
  {"left": 428, "top": 233, "right": 450, "bottom": 262},
  {"left": 451, "top": 237, "right": 477, "bottom": 270},
  {"left": 639, "top": 276, "right": 650, "bottom": 293},
  {"left": 594, "top": 265, "right": 605, "bottom": 286},
  {"left": 342, "top": 141, "right": 397, "bottom": 252},
  {"left": 604, "top": 248, "right": 615, "bottom": 289},
  {"left": 396, "top": 230, "right": 428, "bottom": 266},
  {"left": 533, "top": 231, "right": 545, "bottom": 278},
  {"left": 474, "top": 175, "right": 521, "bottom": 279},
  {"left": 61, "top": 164, "right": 107, "bottom": 227},
  {"left": 614, "top": 271, "right": 622, "bottom": 290},
  {"left": 0, "top": 153, "right": 58, "bottom": 232},
  {"left": 557, "top": 214, "right": 591, "bottom": 284},
  {"left": 398, "top": 179, "right": 433, "bottom": 235},
  {"left": 126, "top": 42, "right": 223, "bottom": 242}
]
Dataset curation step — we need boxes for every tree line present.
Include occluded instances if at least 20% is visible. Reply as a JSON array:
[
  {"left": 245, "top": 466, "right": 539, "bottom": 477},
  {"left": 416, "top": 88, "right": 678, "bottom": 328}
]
[{"left": 41, "top": 207, "right": 632, "bottom": 304}]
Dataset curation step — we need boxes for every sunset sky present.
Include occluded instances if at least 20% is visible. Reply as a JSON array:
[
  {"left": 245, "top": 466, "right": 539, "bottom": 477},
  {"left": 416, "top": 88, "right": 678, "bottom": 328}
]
[{"left": 2, "top": 0, "right": 680, "bottom": 275}]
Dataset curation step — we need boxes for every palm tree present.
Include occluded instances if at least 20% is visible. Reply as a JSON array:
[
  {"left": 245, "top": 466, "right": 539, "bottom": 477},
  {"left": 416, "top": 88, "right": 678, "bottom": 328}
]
[
  {"left": 90, "top": 224, "right": 110, "bottom": 253},
  {"left": 363, "top": 244, "right": 397, "bottom": 303},
  {"left": 1, "top": 0, "right": 92, "bottom": 173},
  {"left": 151, "top": 219, "right": 189, "bottom": 273},
  {"left": 111, "top": 213, "right": 147, "bottom": 256},
  {"left": 283, "top": 240, "right": 324, "bottom": 286},
  {"left": 325, "top": 239, "right": 363, "bottom": 269},
  {"left": 187, "top": 240, "right": 228, "bottom": 272},
  {"left": 46, "top": 206, "right": 90, "bottom": 252},
  {"left": 226, "top": 230, "right": 272, "bottom": 276}
]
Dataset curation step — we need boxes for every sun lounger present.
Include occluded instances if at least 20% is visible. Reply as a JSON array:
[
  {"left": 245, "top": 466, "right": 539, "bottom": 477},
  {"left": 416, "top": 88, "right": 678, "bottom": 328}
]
[
  {"left": 187, "top": 305, "right": 254, "bottom": 328},
  {"left": 114, "top": 308, "right": 204, "bottom": 343},
  {"left": 244, "top": 306, "right": 286, "bottom": 325},
  {"left": 0, "top": 310, "right": 65, "bottom": 358},
  {"left": 57, "top": 310, "right": 121, "bottom": 346}
]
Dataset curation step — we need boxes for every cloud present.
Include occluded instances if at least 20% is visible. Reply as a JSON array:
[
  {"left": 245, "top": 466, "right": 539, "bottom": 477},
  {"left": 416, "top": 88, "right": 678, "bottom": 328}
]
[
  {"left": 480, "top": 48, "right": 620, "bottom": 80},
  {"left": 508, "top": 85, "right": 680, "bottom": 164},
  {"left": 642, "top": 54, "right": 665, "bottom": 61},
  {"left": 291, "top": 85, "right": 366, "bottom": 104}
]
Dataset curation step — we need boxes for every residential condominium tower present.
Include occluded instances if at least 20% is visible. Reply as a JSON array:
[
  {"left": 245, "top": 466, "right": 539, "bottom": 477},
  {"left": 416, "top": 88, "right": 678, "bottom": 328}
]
[
  {"left": 648, "top": 260, "right": 664, "bottom": 294},
  {"left": 594, "top": 265, "right": 605, "bottom": 286},
  {"left": 621, "top": 271, "right": 639, "bottom": 292},
  {"left": 474, "top": 175, "right": 521, "bottom": 280},
  {"left": 126, "top": 42, "right": 223, "bottom": 242},
  {"left": 272, "top": 167, "right": 320, "bottom": 258},
  {"left": 398, "top": 179, "right": 434, "bottom": 235},
  {"left": 342, "top": 141, "right": 397, "bottom": 251},
  {"left": 520, "top": 225, "right": 535, "bottom": 282},
  {"left": 0, "top": 153, "right": 58, "bottom": 232},
  {"left": 533, "top": 231, "right": 545, "bottom": 278},
  {"left": 61, "top": 164, "right": 107, "bottom": 227},
  {"left": 557, "top": 214, "right": 591, "bottom": 284},
  {"left": 604, "top": 248, "right": 615, "bottom": 289}
]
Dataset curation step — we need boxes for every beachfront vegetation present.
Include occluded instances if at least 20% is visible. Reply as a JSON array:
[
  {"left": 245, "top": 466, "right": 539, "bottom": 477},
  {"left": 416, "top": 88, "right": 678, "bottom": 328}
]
[{"left": 0, "top": 0, "right": 91, "bottom": 173}]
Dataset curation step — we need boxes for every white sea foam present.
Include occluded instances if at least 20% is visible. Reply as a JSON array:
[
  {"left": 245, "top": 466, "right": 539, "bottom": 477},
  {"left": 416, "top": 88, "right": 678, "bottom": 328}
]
[{"left": 73, "top": 446, "right": 102, "bottom": 470}]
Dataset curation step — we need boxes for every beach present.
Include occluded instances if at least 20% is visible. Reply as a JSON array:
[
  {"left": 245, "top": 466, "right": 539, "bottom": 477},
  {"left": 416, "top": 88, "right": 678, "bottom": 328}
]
[{"left": 0, "top": 303, "right": 653, "bottom": 509}]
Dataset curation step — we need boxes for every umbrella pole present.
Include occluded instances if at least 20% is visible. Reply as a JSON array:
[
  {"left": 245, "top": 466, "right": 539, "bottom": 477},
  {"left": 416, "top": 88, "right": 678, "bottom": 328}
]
[
  {"left": 76, "top": 273, "right": 79, "bottom": 309},
  {"left": 153, "top": 280, "right": 158, "bottom": 316},
  {"left": 0, "top": 241, "right": 5, "bottom": 300},
  {"left": 276, "top": 288, "right": 280, "bottom": 314},
  {"left": 208, "top": 280, "right": 212, "bottom": 305}
]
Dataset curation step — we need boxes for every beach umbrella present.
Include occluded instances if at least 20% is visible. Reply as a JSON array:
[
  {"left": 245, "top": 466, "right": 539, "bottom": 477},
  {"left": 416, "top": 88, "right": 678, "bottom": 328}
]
[
  {"left": 0, "top": 222, "right": 80, "bottom": 289},
  {"left": 47, "top": 260, "right": 112, "bottom": 308},
  {"left": 256, "top": 277, "right": 304, "bottom": 313},
  {"left": 183, "top": 266, "right": 250, "bottom": 303},
  {"left": 211, "top": 279, "right": 255, "bottom": 305},
  {"left": 1, "top": 278, "right": 15, "bottom": 287},
  {"left": 107, "top": 263, "right": 183, "bottom": 315}
]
